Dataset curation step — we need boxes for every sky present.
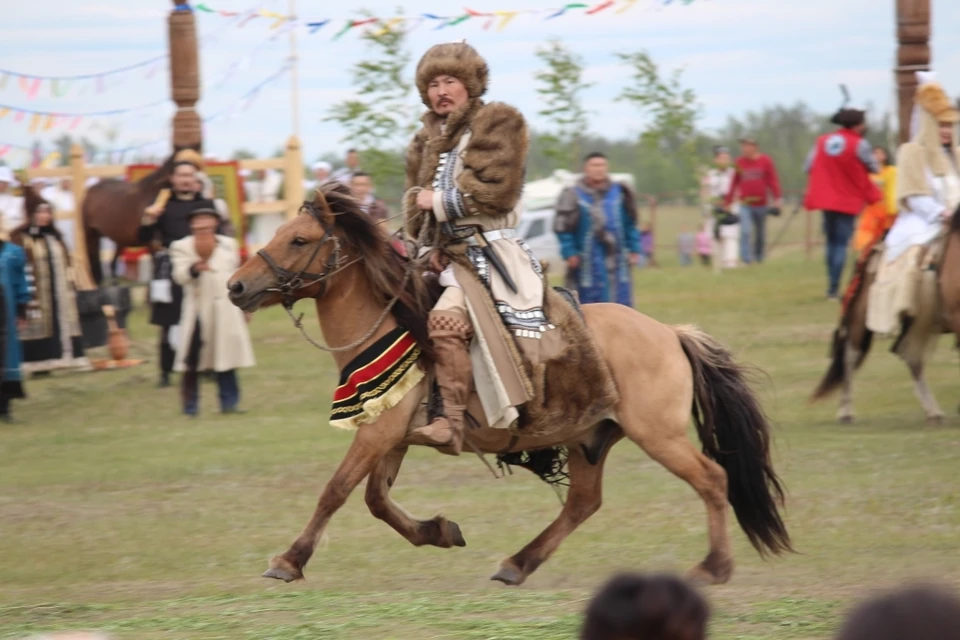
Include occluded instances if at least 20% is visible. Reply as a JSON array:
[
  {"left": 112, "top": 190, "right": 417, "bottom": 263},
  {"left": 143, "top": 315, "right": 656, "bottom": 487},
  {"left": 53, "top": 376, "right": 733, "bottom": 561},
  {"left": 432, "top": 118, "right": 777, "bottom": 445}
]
[{"left": 2, "top": 0, "right": 960, "bottom": 167}]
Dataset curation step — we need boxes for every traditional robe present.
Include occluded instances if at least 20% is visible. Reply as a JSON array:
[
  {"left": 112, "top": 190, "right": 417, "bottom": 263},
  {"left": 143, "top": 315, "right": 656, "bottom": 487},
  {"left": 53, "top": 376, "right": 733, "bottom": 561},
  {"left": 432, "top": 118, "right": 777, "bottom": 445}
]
[
  {"left": 13, "top": 226, "right": 88, "bottom": 374},
  {"left": 405, "top": 99, "right": 561, "bottom": 429},
  {"left": 0, "top": 241, "right": 30, "bottom": 399},
  {"left": 170, "top": 235, "right": 255, "bottom": 373},
  {"left": 554, "top": 178, "right": 641, "bottom": 306}
]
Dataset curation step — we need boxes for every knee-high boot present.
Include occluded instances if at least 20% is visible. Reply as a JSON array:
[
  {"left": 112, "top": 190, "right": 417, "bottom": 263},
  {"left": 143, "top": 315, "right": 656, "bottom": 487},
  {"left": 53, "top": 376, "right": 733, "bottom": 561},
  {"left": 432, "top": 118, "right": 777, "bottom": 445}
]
[{"left": 409, "top": 311, "right": 473, "bottom": 455}]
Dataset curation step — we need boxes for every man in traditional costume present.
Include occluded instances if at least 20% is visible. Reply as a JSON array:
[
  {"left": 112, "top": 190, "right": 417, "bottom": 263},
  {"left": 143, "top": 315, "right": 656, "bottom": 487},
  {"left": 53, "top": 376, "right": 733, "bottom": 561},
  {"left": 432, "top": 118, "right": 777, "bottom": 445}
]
[
  {"left": 170, "top": 208, "right": 254, "bottom": 416},
  {"left": 554, "top": 152, "right": 641, "bottom": 306},
  {"left": 403, "top": 42, "right": 562, "bottom": 455},
  {"left": 139, "top": 151, "right": 217, "bottom": 387},
  {"left": 13, "top": 188, "right": 89, "bottom": 375},
  {"left": 867, "top": 71, "right": 960, "bottom": 337},
  {"left": 0, "top": 223, "right": 31, "bottom": 422},
  {"left": 803, "top": 107, "right": 882, "bottom": 299}
]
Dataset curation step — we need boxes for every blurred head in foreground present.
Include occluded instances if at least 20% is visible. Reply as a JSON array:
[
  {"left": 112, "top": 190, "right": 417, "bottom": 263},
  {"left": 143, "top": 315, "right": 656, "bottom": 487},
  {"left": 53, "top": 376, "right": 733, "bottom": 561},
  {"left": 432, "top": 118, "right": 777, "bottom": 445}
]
[
  {"left": 836, "top": 583, "right": 960, "bottom": 640},
  {"left": 580, "top": 573, "right": 709, "bottom": 640}
]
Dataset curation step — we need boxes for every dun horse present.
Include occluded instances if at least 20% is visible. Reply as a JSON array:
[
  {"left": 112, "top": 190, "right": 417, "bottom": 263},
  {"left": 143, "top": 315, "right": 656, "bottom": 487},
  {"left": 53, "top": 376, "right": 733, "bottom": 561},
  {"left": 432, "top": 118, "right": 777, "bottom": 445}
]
[
  {"left": 82, "top": 153, "right": 179, "bottom": 284},
  {"left": 227, "top": 182, "right": 793, "bottom": 586},
  {"left": 812, "top": 214, "right": 960, "bottom": 423}
]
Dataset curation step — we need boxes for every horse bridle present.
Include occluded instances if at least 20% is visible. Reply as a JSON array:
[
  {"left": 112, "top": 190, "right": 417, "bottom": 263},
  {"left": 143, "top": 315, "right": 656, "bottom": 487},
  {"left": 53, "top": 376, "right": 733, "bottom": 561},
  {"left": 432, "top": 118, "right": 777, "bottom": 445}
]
[{"left": 256, "top": 201, "right": 348, "bottom": 307}]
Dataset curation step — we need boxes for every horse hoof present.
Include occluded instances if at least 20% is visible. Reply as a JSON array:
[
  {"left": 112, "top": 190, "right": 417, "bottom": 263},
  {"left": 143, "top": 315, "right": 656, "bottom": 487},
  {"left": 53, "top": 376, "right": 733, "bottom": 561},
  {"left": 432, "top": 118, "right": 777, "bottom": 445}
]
[
  {"left": 262, "top": 564, "right": 302, "bottom": 583},
  {"left": 838, "top": 415, "right": 855, "bottom": 424},
  {"left": 491, "top": 563, "right": 525, "bottom": 586},
  {"left": 927, "top": 415, "right": 945, "bottom": 426},
  {"left": 447, "top": 520, "right": 467, "bottom": 548}
]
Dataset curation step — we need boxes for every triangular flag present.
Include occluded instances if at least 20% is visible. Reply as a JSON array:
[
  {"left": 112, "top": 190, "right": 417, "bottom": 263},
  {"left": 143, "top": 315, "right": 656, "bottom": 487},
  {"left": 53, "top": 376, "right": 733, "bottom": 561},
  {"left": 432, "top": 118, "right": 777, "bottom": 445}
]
[
  {"left": 587, "top": 0, "right": 615, "bottom": 13},
  {"left": 0, "top": 107, "right": 9, "bottom": 120},
  {"left": 43, "top": 115, "right": 56, "bottom": 131},
  {"left": 195, "top": 4, "right": 215, "bottom": 12},
  {"left": 495, "top": 10, "right": 518, "bottom": 30},
  {"left": 28, "top": 113, "right": 42, "bottom": 133},
  {"left": 307, "top": 19, "right": 330, "bottom": 33},
  {"left": 616, "top": 0, "right": 639, "bottom": 12}
]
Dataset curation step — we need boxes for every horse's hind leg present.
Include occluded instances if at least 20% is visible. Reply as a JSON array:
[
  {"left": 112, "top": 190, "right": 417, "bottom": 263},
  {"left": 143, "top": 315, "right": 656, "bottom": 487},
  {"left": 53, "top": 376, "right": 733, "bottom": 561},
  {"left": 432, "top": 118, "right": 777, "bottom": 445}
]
[
  {"left": 837, "top": 341, "right": 859, "bottom": 423},
  {"left": 491, "top": 440, "right": 617, "bottom": 587},
  {"left": 622, "top": 416, "right": 733, "bottom": 585},
  {"left": 364, "top": 446, "right": 466, "bottom": 548},
  {"left": 907, "top": 359, "right": 945, "bottom": 424}
]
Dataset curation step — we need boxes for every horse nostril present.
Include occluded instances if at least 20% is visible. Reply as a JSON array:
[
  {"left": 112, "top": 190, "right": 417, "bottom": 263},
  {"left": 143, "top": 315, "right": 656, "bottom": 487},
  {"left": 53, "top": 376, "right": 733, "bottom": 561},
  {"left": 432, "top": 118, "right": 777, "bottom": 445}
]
[{"left": 229, "top": 280, "right": 245, "bottom": 295}]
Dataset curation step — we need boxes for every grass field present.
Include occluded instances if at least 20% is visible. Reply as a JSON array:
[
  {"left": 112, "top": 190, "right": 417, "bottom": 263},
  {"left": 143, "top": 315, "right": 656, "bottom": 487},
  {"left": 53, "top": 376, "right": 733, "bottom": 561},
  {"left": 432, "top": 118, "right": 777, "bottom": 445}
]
[{"left": 2, "top": 247, "right": 959, "bottom": 639}]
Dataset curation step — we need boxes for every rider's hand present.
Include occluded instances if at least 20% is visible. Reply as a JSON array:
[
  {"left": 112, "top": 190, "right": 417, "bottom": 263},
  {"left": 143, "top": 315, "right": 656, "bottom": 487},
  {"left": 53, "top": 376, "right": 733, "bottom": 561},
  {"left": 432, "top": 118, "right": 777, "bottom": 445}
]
[
  {"left": 144, "top": 204, "right": 163, "bottom": 218},
  {"left": 429, "top": 250, "right": 449, "bottom": 273},
  {"left": 194, "top": 260, "right": 211, "bottom": 272},
  {"left": 629, "top": 252, "right": 641, "bottom": 266},
  {"left": 416, "top": 190, "right": 434, "bottom": 211},
  {"left": 566, "top": 255, "right": 581, "bottom": 270}
]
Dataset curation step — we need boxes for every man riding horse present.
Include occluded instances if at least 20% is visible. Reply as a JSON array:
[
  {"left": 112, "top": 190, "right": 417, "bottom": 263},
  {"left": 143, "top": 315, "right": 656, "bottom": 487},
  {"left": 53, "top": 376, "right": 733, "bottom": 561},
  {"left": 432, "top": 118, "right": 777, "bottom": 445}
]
[{"left": 404, "top": 42, "right": 562, "bottom": 455}]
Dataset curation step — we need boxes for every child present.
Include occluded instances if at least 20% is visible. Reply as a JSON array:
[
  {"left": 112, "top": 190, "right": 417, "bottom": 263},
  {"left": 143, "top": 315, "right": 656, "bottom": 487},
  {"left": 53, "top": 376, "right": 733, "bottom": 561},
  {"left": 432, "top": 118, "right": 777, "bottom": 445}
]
[
  {"left": 677, "top": 225, "right": 695, "bottom": 266},
  {"left": 695, "top": 222, "right": 712, "bottom": 267}
]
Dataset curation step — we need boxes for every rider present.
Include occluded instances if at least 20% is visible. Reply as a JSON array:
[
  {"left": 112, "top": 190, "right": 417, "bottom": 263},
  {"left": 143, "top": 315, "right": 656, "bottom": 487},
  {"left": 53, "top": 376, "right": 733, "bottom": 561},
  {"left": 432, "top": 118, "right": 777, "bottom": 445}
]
[
  {"left": 867, "top": 71, "right": 960, "bottom": 336},
  {"left": 404, "top": 42, "right": 556, "bottom": 455}
]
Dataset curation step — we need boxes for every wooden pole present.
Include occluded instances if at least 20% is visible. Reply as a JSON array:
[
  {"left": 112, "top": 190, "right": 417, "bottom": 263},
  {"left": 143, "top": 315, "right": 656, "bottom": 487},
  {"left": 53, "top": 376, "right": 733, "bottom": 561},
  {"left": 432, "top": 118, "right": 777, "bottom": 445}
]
[
  {"left": 285, "top": 135, "right": 305, "bottom": 220},
  {"left": 288, "top": 0, "right": 301, "bottom": 139},
  {"left": 169, "top": 1, "right": 202, "bottom": 151},
  {"left": 69, "top": 144, "right": 95, "bottom": 290},
  {"left": 895, "top": 0, "right": 931, "bottom": 144}
]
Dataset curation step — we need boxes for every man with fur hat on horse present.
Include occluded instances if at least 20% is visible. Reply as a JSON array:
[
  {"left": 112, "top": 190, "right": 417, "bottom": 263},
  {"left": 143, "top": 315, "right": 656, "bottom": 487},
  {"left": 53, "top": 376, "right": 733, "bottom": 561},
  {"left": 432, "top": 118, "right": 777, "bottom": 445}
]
[
  {"left": 867, "top": 71, "right": 960, "bottom": 338},
  {"left": 403, "top": 41, "right": 564, "bottom": 455}
]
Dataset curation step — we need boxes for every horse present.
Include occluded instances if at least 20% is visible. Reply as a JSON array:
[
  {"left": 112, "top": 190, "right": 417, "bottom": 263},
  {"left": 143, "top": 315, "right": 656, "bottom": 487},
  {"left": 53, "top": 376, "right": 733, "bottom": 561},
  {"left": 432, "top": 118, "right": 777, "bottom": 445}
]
[
  {"left": 811, "top": 215, "right": 960, "bottom": 423},
  {"left": 82, "top": 152, "right": 179, "bottom": 284},
  {"left": 226, "top": 181, "right": 793, "bottom": 587}
]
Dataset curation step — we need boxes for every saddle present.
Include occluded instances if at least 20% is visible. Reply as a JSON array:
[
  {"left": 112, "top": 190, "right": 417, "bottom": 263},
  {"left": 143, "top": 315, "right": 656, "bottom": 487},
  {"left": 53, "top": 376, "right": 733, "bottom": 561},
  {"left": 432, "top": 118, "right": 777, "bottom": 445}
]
[{"left": 427, "top": 284, "right": 618, "bottom": 437}]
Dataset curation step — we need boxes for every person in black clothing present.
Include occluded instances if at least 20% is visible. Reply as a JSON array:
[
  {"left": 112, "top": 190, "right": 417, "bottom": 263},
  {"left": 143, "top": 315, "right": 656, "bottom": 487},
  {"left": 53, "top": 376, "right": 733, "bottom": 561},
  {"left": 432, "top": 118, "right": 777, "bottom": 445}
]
[{"left": 139, "top": 159, "right": 216, "bottom": 387}]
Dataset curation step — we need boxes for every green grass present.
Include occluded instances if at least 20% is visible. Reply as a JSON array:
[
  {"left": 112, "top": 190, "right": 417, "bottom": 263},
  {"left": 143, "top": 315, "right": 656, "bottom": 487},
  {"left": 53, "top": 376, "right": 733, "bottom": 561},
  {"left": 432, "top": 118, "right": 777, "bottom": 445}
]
[{"left": 1, "top": 248, "right": 959, "bottom": 639}]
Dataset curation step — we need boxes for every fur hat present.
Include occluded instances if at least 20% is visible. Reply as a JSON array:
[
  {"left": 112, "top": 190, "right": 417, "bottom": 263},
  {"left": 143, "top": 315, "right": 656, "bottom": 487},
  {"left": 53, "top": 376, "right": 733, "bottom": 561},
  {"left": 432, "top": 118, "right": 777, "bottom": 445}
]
[
  {"left": 916, "top": 82, "right": 960, "bottom": 123},
  {"left": 415, "top": 42, "right": 489, "bottom": 107}
]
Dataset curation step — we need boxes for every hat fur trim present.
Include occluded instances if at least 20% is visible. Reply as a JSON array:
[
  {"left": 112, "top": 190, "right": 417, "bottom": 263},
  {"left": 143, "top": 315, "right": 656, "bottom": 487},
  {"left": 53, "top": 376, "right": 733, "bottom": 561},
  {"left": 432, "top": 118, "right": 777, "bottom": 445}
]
[
  {"left": 415, "top": 43, "right": 489, "bottom": 107},
  {"left": 916, "top": 83, "right": 960, "bottom": 123}
]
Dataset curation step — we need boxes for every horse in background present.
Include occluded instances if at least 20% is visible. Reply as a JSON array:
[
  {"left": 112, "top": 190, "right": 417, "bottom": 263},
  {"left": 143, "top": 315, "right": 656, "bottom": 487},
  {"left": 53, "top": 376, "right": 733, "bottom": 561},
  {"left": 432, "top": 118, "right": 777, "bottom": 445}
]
[
  {"left": 81, "top": 151, "right": 181, "bottom": 284},
  {"left": 811, "top": 211, "right": 960, "bottom": 423}
]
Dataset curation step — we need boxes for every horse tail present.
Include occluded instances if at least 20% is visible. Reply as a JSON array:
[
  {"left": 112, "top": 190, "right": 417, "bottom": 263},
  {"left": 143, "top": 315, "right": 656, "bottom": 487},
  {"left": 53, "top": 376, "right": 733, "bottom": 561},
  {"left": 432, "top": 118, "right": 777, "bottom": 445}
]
[
  {"left": 84, "top": 218, "right": 103, "bottom": 285},
  {"left": 809, "top": 321, "right": 873, "bottom": 401},
  {"left": 674, "top": 324, "right": 793, "bottom": 557}
]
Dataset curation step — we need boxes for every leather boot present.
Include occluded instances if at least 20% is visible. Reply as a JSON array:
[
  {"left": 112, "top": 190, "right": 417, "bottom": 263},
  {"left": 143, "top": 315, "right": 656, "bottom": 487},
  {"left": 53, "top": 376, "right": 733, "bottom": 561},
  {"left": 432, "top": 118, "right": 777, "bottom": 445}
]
[{"left": 409, "top": 311, "right": 473, "bottom": 455}]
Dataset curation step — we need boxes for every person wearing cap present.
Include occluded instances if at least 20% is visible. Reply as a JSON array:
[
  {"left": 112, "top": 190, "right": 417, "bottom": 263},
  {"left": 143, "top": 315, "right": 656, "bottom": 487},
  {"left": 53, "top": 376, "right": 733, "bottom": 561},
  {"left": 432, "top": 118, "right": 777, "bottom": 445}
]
[
  {"left": 349, "top": 171, "right": 390, "bottom": 224},
  {"left": 867, "top": 72, "right": 960, "bottom": 336},
  {"left": 305, "top": 161, "right": 332, "bottom": 193},
  {"left": 169, "top": 207, "right": 254, "bottom": 416},
  {"left": 724, "top": 137, "right": 782, "bottom": 265},
  {"left": 403, "top": 42, "right": 559, "bottom": 455},
  {"left": 803, "top": 107, "right": 882, "bottom": 299},
  {"left": 138, "top": 154, "right": 218, "bottom": 388},
  {"left": 11, "top": 187, "right": 89, "bottom": 376},
  {"left": 0, "top": 167, "right": 25, "bottom": 233}
]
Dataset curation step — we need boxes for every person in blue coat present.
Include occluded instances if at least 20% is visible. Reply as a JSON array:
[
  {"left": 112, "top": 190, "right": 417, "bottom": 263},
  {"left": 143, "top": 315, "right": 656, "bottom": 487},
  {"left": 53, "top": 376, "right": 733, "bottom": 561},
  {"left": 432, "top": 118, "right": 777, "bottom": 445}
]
[
  {"left": 0, "top": 234, "right": 31, "bottom": 422},
  {"left": 554, "top": 152, "right": 642, "bottom": 306}
]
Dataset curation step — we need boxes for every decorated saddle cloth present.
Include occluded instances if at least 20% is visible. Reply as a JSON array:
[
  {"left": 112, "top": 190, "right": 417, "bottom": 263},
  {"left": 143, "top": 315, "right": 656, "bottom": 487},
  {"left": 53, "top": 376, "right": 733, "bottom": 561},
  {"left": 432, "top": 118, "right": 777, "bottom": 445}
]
[{"left": 866, "top": 233, "right": 946, "bottom": 337}]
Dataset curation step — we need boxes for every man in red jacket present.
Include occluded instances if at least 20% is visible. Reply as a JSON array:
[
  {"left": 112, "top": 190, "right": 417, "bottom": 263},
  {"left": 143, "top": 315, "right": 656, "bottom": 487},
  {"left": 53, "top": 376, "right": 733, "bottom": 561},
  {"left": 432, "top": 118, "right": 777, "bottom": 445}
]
[
  {"left": 803, "top": 108, "right": 882, "bottom": 299},
  {"left": 725, "top": 137, "right": 782, "bottom": 265}
]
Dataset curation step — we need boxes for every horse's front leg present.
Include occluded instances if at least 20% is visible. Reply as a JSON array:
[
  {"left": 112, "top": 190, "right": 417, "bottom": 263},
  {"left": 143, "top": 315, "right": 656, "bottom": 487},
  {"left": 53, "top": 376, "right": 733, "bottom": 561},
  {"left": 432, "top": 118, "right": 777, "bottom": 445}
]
[
  {"left": 365, "top": 445, "right": 467, "bottom": 548},
  {"left": 263, "top": 396, "right": 414, "bottom": 583}
]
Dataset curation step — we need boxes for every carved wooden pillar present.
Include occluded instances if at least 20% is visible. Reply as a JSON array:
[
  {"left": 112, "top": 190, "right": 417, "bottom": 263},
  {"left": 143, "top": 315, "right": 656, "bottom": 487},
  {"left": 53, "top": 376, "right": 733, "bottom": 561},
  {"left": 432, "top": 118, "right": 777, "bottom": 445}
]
[
  {"left": 895, "top": 0, "right": 930, "bottom": 144},
  {"left": 168, "top": 1, "right": 202, "bottom": 151}
]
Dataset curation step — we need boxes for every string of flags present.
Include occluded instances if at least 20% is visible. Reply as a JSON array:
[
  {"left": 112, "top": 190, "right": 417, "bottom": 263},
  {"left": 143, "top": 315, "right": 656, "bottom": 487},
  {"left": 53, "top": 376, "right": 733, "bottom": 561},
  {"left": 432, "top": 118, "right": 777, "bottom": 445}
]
[{"left": 173, "top": 0, "right": 702, "bottom": 37}]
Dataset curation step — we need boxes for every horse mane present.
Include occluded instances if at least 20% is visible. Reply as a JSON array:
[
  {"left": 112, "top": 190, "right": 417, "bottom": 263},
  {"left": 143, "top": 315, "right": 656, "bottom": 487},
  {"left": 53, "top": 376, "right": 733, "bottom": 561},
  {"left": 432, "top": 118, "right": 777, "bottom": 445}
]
[
  {"left": 138, "top": 150, "right": 181, "bottom": 192},
  {"left": 315, "top": 181, "right": 441, "bottom": 361}
]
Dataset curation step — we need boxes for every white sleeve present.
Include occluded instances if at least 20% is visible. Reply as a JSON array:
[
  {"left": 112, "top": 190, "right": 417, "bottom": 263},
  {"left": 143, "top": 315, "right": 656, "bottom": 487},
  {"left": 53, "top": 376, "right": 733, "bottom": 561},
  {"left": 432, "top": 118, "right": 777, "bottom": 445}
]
[{"left": 905, "top": 195, "right": 946, "bottom": 223}]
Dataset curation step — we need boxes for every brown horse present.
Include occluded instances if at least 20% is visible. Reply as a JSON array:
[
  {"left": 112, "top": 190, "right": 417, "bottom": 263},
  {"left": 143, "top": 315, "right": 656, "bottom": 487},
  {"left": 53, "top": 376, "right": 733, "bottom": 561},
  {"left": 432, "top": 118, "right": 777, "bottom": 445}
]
[
  {"left": 226, "top": 182, "right": 793, "bottom": 587},
  {"left": 82, "top": 153, "right": 179, "bottom": 283},
  {"left": 811, "top": 218, "right": 960, "bottom": 423}
]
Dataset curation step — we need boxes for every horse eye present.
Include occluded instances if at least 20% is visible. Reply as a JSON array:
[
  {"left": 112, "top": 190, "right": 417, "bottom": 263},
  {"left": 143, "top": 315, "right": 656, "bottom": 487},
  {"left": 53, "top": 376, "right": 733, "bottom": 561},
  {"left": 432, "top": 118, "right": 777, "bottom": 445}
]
[{"left": 291, "top": 237, "right": 308, "bottom": 247}]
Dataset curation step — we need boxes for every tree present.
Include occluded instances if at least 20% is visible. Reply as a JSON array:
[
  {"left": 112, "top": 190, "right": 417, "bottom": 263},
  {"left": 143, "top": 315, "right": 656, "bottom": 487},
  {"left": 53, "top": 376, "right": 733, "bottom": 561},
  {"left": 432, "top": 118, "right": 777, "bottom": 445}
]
[
  {"left": 534, "top": 39, "right": 593, "bottom": 169},
  {"left": 615, "top": 50, "right": 702, "bottom": 197},
  {"left": 325, "top": 7, "right": 416, "bottom": 205}
]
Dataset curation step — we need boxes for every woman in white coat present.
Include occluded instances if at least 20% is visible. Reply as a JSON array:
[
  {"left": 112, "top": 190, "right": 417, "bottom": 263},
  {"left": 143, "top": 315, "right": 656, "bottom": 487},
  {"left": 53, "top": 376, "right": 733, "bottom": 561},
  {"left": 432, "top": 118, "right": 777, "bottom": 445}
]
[{"left": 170, "top": 208, "right": 255, "bottom": 415}]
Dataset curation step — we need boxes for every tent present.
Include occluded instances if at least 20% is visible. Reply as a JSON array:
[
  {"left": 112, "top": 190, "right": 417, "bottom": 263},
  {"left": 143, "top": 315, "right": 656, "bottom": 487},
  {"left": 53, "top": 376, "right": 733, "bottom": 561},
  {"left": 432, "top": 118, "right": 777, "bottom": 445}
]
[{"left": 522, "top": 169, "right": 636, "bottom": 212}]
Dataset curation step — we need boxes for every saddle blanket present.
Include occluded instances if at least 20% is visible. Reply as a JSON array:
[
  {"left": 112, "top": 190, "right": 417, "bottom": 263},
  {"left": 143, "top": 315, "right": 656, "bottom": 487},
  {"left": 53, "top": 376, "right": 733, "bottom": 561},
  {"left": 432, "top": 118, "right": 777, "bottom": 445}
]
[{"left": 329, "top": 326, "right": 424, "bottom": 430}]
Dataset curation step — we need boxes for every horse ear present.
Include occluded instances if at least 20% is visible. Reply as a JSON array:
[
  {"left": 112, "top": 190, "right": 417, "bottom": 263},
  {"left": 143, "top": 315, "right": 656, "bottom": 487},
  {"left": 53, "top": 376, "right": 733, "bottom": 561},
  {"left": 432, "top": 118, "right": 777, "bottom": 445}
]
[{"left": 311, "top": 187, "right": 335, "bottom": 224}]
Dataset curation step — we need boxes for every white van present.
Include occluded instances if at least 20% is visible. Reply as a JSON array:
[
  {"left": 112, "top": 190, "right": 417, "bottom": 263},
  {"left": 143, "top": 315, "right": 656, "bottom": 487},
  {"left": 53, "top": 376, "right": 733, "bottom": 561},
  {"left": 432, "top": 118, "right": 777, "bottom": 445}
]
[{"left": 517, "top": 208, "right": 561, "bottom": 268}]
